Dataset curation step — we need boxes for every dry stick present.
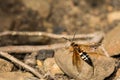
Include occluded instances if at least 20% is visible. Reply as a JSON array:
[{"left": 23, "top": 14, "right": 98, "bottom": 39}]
[
  {"left": 0, "top": 43, "right": 65, "bottom": 53},
  {"left": 77, "top": 31, "right": 104, "bottom": 45},
  {"left": 0, "top": 31, "right": 101, "bottom": 39},
  {"left": 0, "top": 51, "right": 43, "bottom": 79},
  {"left": 0, "top": 32, "right": 104, "bottom": 53}
]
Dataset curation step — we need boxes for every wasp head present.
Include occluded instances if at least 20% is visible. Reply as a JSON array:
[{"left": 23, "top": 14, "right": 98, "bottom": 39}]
[{"left": 71, "top": 42, "right": 78, "bottom": 47}]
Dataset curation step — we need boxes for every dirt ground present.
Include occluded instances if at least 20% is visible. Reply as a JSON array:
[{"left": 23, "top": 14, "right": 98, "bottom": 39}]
[{"left": 0, "top": 0, "right": 120, "bottom": 80}]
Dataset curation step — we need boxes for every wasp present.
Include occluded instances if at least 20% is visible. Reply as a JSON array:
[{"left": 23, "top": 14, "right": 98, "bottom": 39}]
[
  {"left": 63, "top": 35, "right": 94, "bottom": 73},
  {"left": 69, "top": 41, "right": 94, "bottom": 72}
]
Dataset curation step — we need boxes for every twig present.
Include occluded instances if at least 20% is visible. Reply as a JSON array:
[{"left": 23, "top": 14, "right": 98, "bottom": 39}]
[
  {"left": 0, "top": 43, "right": 65, "bottom": 53},
  {"left": 0, "top": 51, "right": 43, "bottom": 79},
  {"left": 76, "top": 31, "right": 104, "bottom": 45},
  {"left": 0, "top": 31, "right": 101, "bottom": 39},
  {"left": 0, "top": 32, "right": 104, "bottom": 53}
]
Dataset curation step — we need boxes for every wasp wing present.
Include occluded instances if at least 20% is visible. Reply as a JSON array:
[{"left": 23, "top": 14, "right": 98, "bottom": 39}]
[
  {"left": 72, "top": 49, "right": 82, "bottom": 73},
  {"left": 72, "top": 50, "right": 76, "bottom": 66}
]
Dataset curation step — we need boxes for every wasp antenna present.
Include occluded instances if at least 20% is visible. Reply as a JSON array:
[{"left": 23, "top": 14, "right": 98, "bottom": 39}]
[
  {"left": 71, "top": 32, "right": 76, "bottom": 42},
  {"left": 62, "top": 37, "right": 71, "bottom": 42}
]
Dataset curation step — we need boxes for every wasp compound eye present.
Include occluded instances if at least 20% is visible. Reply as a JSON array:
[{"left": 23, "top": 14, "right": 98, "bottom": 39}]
[{"left": 74, "top": 44, "right": 78, "bottom": 46}]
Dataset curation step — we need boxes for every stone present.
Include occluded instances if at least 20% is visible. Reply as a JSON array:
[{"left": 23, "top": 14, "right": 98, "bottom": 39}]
[
  {"left": 114, "top": 69, "right": 120, "bottom": 80},
  {"left": 0, "top": 72, "right": 36, "bottom": 80},
  {"left": 0, "top": 58, "right": 13, "bottom": 72},
  {"left": 107, "top": 11, "right": 120, "bottom": 23},
  {"left": 37, "top": 60, "right": 43, "bottom": 68},
  {"left": 103, "top": 26, "right": 120, "bottom": 56},
  {"left": 55, "top": 47, "right": 115, "bottom": 80},
  {"left": 44, "top": 58, "right": 63, "bottom": 76}
]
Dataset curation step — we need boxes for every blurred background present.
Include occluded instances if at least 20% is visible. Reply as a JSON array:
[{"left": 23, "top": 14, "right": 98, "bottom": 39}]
[
  {"left": 0, "top": 0, "right": 120, "bottom": 45},
  {"left": 0, "top": 0, "right": 120, "bottom": 33}
]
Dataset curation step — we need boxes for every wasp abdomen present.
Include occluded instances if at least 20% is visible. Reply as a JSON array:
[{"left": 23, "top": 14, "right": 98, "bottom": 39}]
[{"left": 79, "top": 52, "right": 93, "bottom": 67}]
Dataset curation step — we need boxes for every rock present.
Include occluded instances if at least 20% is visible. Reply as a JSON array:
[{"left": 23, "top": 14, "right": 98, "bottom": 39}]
[
  {"left": 37, "top": 60, "right": 43, "bottom": 68},
  {"left": 103, "top": 26, "right": 120, "bottom": 56},
  {"left": 55, "top": 47, "right": 115, "bottom": 80},
  {"left": 0, "top": 58, "right": 13, "bottom": 72},
  {"left": 114, "top": 69, "right": 120, "bottom": 80},
  {"left": 44, "top": 58, "right": 63, "bottom": 75},
  {"left": 37, "top": 50, "right": 54, "bottom": 60},
  {"left": 0, "top": 72, "right": 37, "bottom": 80},
  {"left": 24, "top": 52, "right": 37, "bottom": 66},
  {"left": 107, "top": 11, "right": 120, "bottom": 23},
  {"left": 36, "top": 59, "right": 44, "bottom": 74},
  {"left": 22, "top": 0, "right": 50, "bottom": 18}
]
